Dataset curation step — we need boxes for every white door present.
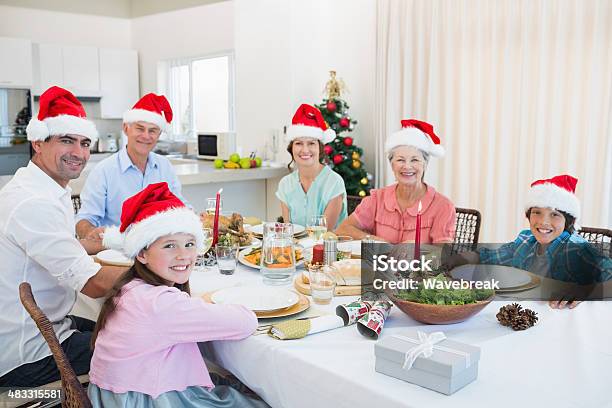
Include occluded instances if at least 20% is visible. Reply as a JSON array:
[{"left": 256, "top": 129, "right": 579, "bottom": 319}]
[
  {"left": 0, "top": 37, "right": 32, "bottom": 88},
  {"left": 99, "top": 48, "right": 139, "bottom": 119},
  {"left": 62, "top": 46, "right": 100, "bottom": 96}
]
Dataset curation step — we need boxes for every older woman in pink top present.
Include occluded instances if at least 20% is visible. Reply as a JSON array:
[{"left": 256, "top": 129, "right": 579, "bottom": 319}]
[{"left": 336, "top": 119, "right": 456, "bottom": 244}]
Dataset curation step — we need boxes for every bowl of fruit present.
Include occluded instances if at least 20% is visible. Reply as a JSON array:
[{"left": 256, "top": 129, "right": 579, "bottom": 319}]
[{"left": 214, "top": 153, "right": 263, "bottom": 170}]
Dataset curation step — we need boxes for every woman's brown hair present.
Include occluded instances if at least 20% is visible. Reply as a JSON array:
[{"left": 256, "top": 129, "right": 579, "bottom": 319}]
[
  {"left": 286, "top": 139, "right": 326, "bottom": 170},
  {"left": 90, "top": 259, "right": 190, "bottom": 349}
]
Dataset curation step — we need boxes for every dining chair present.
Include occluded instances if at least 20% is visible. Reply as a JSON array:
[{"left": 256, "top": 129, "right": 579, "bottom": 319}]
[
  {"left": 70, "top": 195, "right": 81, "bottom": 215},
  {"left": 346, "top": 195, "right": 363, "bottom": 215},
  {"left": 18, "top": 282, "right": 92, "bottom": 408},
  {"left": 577, "top": 226, "right": 612, "bottom": 257},
  {"left": 452, "top": 207, "right": 482, "bottom": 253}
]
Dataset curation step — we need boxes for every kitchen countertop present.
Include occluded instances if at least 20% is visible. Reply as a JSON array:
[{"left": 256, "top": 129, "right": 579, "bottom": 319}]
[{"left": 0, "top": 155, "right": 289, "bottom": 194}]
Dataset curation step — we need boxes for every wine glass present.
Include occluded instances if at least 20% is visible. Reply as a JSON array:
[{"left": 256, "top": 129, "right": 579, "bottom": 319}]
[
  {"left": 206, "top": 198, "right": 222, "bottom": 216},
  {"left": 196, "top": 228, "right": 213, "bottom": 272},
  {"left": 307, "top": 215, "right": 327, "bottom": 241}
]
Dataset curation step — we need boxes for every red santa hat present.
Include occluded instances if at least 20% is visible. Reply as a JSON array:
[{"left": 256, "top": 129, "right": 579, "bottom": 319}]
[
  {"left": 385, "top": 119, "right": 445, "bottom": 157},
  {"left": 26, "top": 86, "right": 98, "bottom": 142},
  {"left": 286, "top": 104, "right": 336, "bottom": 144},
  {"left": 123, "top": 93, "right": 173, "bottom": 131},
  {"left": 525, "top": 174, "right": 581, "bottom": 221},
  {"left": 103, "top": 182, "right": 204, "bottom": 259}
]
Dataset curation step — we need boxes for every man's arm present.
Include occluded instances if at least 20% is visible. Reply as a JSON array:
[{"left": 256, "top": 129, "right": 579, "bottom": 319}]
[
  {"left": 76, "top": 219, "right": 99, "bottom": 240},
  {"left": 80, "top": 265, "right": 127, "bottom": 298}
]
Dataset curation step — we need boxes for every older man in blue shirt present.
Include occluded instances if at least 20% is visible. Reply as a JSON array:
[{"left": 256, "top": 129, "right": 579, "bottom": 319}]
[{"left": 76, "top": 94, "right": 188, "bottom": 240}]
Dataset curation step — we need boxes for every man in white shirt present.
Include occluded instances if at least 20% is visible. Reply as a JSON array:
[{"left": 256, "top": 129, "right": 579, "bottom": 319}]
[{"left": 0, "top": 86, "right": 125, "bottom": 387}]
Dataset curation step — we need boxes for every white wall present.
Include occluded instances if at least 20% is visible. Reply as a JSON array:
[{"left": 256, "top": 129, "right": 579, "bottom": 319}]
[
  {"left": 234, "top": 0, "right": 376, "bottom": 169},
  {"left": 130, "top": 2, "right": 234, "bottom": 95},
  {"left": 0, "top": 5, "right": 132, "bottom": 48}
]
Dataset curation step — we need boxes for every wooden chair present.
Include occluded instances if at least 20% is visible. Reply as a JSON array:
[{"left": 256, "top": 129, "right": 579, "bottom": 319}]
[
  {"left": 577, "top": 226, "right": 612, "bottom": 257},
  {"left": 70, "top": 195, "right": 81, "bottom": 215},
  {"left": 346, "top": 195, "right": 363, "bottom": 215},
  {"left": 452, "top": 207, "right": 482, "bottom": 253},
  {"left": 18, "top": 282, "right": 92, "bottom": 408}
]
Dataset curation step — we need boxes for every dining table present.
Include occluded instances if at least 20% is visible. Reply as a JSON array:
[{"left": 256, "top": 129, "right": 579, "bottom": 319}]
[{"left": 183, "top": 263, "right": 612, "bottom": 408}]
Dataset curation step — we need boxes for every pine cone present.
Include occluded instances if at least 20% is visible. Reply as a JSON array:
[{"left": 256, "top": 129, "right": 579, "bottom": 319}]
[
  {"left": 510, "top": 314, "right": 532, "bottom": 331},
  {"left": 521, "top": 309, "right": 538, "bottom": 326},
  {"left": 496, "top": 303, "right": 523, "bottom": 326}
]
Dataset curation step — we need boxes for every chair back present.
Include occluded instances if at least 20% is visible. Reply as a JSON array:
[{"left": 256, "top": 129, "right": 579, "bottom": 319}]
[
  {"left": 71, "top": 195, "right": 82, "bottom": 215},
  {"left": 19, "top": 282, "right": 92, "bottom": 408},
  {"left": 347, "top": 195, "right": 363, "bottom": 216},
  {"left": 577, "top": 227, "right": 612, "bottom": 257},
  {"left": 452, "top": 207, "right": 482, "bottom": 253}
]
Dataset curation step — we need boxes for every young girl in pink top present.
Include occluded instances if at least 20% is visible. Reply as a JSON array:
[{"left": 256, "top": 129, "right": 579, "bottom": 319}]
[
  {"left": 337, "top": 119, "right": 456, "bottom": 244},
  {"left": 88, "top": 182, "right": 266, "bottom": 407}
]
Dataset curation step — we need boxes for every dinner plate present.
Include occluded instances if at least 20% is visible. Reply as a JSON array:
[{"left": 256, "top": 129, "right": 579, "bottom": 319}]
[
  {"left": 94, "top": 249, "right": 133, "bottom": 267},
  {"left": 210, "top": 286, "right": 299, "bottom": 312},
  {"left": 250, "top": 223, "right": 306, "bottom": 236},
  {"left": 238, "top": 247, "right": 305, "bottom": 270},
  {"left": 450, "top": 264, "right": 532, "bottom": 289},
  {"left": 202, "top": 291, "right": 310, "bottom": 319}
]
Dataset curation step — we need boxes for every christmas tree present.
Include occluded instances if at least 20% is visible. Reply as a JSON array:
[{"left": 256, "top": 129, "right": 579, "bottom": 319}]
[{"left": 316, "top": 71, "right": 372, "bottom": 197}]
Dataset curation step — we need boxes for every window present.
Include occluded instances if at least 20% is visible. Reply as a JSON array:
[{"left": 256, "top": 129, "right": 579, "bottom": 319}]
[{"left": 158, "top": 52, "right": 235, "bottom": 139}]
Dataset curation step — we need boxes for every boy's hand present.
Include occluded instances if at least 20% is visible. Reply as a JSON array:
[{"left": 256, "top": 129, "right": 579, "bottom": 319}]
[{"left": 548, "top": 299, "right": 582, "bottom": 309}]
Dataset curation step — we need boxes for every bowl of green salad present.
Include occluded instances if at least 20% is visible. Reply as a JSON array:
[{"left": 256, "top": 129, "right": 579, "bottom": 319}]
[{"left": 387, "top": 274, "right": 495, "bottom": 324}]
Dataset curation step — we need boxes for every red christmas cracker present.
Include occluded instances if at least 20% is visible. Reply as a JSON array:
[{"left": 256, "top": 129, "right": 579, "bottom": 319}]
[{"left": 356, "top": 301, "right": 393, "bottom": 340}]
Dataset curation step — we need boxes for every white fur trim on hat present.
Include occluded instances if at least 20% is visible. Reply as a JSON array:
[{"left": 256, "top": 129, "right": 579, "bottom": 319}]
[
  {"left": 525, "top": 183, "right": 581, "bottom": 220},
  {"left": 105, "top": 208, "right": 204, "bottom": 259},
  {"left": 26, "top": 115, "right": 98, "bottom": 142},
  {"left": 123, "top": 108, "right": 168, "bottom": 130},
  {"left": 286, "top": 124, "right": 336, "bottom": 144},
  {"left": 385, "top": 127, "right": 445, "bottom": 157}
]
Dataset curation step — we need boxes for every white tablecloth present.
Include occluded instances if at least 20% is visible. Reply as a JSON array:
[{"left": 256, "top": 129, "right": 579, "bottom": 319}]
[{"left": 189, "top": 264, "right": 612, "bottom": 408}]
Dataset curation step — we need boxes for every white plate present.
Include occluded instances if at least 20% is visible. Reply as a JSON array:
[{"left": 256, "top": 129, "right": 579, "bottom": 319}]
[
  {"left": 238, "top": 247, "right": 305, "bottom": 270},
  {"left": 250, "top": 223, "right": 306, "bottom": 236},
  {"left": 450, "top": 264, "right": 532, "bottom": 289},
  {"left": 95, "top": 249, "right": 133, "bottom": 267},
  {"left": 211, "top": 286, "right": 299, "bottom": 312}
]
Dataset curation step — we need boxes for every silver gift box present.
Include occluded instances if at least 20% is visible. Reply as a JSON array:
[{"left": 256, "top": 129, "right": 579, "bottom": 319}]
[{"left": 375, "top": 331, "right": 481, "bottom": 395}]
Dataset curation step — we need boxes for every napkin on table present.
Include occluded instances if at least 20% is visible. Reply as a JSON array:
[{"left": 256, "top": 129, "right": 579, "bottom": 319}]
[{"left": 269, "top": 315, "right": 344, "bottom": 340}]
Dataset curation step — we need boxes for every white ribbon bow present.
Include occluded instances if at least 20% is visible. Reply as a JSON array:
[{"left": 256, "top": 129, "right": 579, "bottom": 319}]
[{"left": 393, "top": 331, "right": 471, "bottom": 371}]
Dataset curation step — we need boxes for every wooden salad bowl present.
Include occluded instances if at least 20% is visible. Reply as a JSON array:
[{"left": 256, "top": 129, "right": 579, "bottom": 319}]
[{"left": 387, "top": 292, "right": 495, "bottom": 325}]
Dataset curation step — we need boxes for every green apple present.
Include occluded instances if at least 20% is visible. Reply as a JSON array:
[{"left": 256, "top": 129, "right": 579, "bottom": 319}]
[
  {"left": 229, "top": 153, "right": 240, "bottom": 163},
  {"left": 213, "top": 159, "right": 224, "bottom": 169},
  {"left": 239, "top": 158, "right": 251, "bottom": 169},
  {"left": 255, "top": 157, "right": 262, "bottom": 167}
]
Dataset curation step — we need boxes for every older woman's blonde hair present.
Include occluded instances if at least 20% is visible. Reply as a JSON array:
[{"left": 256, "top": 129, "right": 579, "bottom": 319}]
[{"left": 387, "top": 146, "right": 430, "bottom": 163}]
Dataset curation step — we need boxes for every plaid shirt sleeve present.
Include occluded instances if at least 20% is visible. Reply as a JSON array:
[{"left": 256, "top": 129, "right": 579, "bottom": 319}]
[
  {"left": 577, "top": 244, "right": 612, "bottom": 283},
  {"left": 478, "top": 231, "right": 533, "bottom": 267}
]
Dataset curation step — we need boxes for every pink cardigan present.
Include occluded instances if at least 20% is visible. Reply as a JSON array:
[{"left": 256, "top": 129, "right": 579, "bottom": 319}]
[
  {"left": 89, "top": 279, "right": 257, "bottom": 398},
  {"left": 353, "top": 184, "right": 456, "bottom": 244}
]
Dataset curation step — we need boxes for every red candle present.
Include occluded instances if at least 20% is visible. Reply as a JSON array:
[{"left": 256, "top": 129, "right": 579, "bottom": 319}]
[
  {"left": 312, "top": 244, "right": 324, "bottom": 265},
  {"left": 212, "top": 188, "right": 223, "bottom": 247},
  {"left": 414, "top": 200, "right": 422, "bottom": 260}
]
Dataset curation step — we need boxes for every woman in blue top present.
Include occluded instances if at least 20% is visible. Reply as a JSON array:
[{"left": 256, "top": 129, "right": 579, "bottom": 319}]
[{"left": 276, "top": 104, "right": 348, "bottom": 229}]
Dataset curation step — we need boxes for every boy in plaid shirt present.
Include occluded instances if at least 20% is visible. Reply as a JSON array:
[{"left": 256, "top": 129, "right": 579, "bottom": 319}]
[{"left": 451, "top": 175, "right": 611, "bottom": 309}]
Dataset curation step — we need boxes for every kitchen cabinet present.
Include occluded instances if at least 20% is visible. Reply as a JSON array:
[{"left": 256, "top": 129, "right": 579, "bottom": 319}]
[
  {"left": 99, "top": 48, "right": 139, "bottom": 119},
  {"left": 0, "top": 37, "right": 33, "bottom": 88},
  {"left": 32, "top": 43, "right": 100, "bottom": 96},
  {"left": 62, "top": 46, "right": 100, "bottom": 95},
  {"left": 32, "top": 43, "right": 63, "bottom": 93}
]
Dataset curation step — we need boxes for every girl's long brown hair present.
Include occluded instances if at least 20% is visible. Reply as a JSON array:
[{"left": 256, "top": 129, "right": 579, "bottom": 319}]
[{"left": 90, "top": 259, "right": 190, "bottom": 349}]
